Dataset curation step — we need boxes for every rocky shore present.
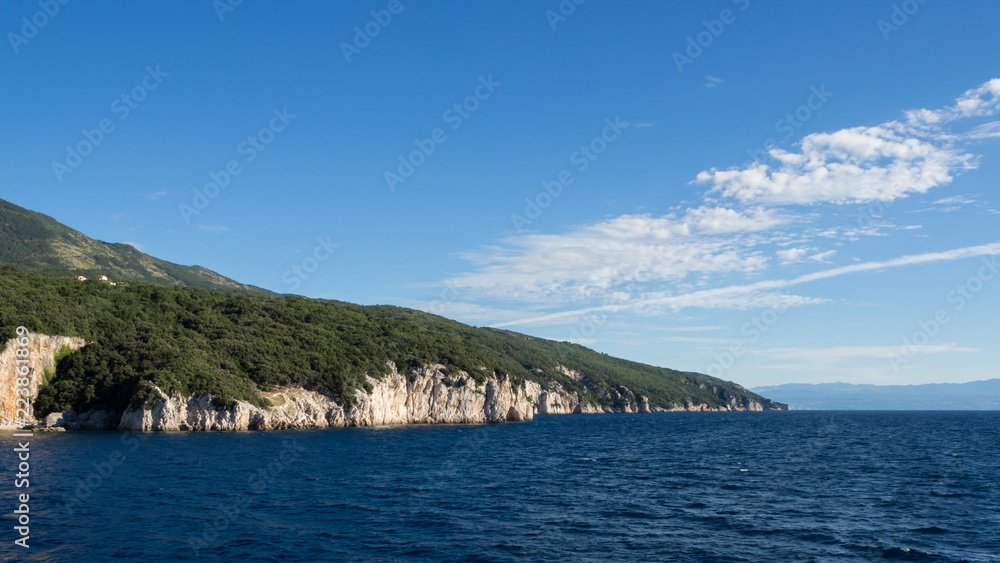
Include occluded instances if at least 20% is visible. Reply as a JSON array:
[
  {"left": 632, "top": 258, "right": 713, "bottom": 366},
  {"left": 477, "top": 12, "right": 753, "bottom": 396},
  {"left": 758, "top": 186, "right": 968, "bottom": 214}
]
[{"left": 2, "top": 334, "right": 781, "bottom": 432}]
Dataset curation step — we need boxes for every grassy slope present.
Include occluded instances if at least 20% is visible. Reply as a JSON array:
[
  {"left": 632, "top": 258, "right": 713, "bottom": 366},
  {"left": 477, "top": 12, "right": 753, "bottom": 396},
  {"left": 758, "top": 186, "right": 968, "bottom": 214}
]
[
  {"left": 0, "top": 266, "right": 784, "bottom": 416},
  {"left": 0, "top": 198, "right": 272, "bottom": 295}
]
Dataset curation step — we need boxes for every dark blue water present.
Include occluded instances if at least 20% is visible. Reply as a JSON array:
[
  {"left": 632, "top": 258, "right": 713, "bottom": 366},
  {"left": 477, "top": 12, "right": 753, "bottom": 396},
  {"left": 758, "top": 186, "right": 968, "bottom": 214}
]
[{"left": 2, "top": 412, "right": 999, "bottom": 562}]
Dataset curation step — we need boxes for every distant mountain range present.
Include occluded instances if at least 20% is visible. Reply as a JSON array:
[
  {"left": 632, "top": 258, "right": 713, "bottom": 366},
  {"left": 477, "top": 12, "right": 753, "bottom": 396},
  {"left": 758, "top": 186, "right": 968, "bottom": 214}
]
[
  {"left": 0, "top": 198, "right": 271, "bottom": 295},
  {"left": 752, "top": 380, "right": 1000, "bottom": 410}
]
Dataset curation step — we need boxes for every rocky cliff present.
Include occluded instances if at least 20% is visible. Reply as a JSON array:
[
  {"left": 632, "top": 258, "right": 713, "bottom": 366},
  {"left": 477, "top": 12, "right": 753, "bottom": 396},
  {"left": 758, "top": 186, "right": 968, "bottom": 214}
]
[
  {"left": 0, "top": 333, "right": 86, "bottom": 428},
  {"left": 6, "top": 336, "right": 780, "bottom": 432},
  {"left": 104, "top": 364, "right": 774, "bottom": 431},
  {"left": 116, "top": 365, "right": 540, "bottom": 431}
]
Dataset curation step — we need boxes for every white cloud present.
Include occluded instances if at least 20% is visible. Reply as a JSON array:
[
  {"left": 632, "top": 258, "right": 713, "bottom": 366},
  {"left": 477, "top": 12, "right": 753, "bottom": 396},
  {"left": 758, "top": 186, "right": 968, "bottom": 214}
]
[
  {"left": 808, "top": 250, "right": 836, "bottom": 263},
  {"left": 695, "top": 79, "right": 1000, "bottom": 205},
  {"left": 147, "top": 191, "right": 168, "bottom": 200},
  {"left": 777, "top": 247, "right": 808, "bottom": 263},
  {"left": 444, "top": 209, "right": 788, "bottom": 304},
  {"left": 696, "top": 126, "right": 975, "bottom": 205},
  {"left": 432, "top": 79, "right": 1000, "bottom": 336},
  {"left": 775, "top": 247, "right": 835, "bottom": 264},
  {"left": 684, "top": 206, "right": 788, "bottom": 233},
  {"left": 705, "top": 75, "right": 724, "bottom": 88},
  {"left": 904, "top": 78, "right": 1000, "bottom": 129}
]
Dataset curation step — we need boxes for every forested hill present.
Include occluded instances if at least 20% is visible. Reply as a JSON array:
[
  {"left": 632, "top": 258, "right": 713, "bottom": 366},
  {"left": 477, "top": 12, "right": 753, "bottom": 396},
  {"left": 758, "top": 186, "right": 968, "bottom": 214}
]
[
  {"left": 0, "top": 198, "right": 271, "bottom": 295},
  {"left": 0, "top": 197, "right": 784, "bottom": 417},
  {"left": 0, "top": 266, "right": 786, "bottom": 417}
]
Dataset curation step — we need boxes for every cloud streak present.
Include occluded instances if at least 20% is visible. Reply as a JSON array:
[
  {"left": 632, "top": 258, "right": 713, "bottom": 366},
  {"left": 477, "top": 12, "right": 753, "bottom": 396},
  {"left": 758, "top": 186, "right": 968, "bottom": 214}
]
[{"left": 491, "top": 241, "right": 1000, "bottom": 327}]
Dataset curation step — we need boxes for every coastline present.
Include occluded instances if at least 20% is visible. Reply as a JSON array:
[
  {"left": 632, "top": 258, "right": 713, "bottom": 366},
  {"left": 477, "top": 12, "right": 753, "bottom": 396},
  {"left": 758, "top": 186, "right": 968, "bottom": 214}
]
[{"left": 2, "top": 334, "right": 783, "bottom": 432}]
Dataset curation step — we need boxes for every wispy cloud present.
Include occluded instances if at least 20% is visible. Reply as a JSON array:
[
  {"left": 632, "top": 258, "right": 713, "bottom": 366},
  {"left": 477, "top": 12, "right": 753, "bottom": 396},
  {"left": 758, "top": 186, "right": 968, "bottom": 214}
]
[
  {"left": 401, "top": 300, "right": 539, "bottom": 324},
  {"left": 147, "top": 191, "right": 168, "bottom": 200},
  {"left": 491, "top": 241, "right": 1000, "bottom": 327},
  {"left": 964, "top": 120, "right": 1000, "bottom": 140},
  {"left": 662, "top": 335, "right": 732, "bottom": 344},
  {"left": 914, "top": 193, "right": 983, "bottom": 213},
  {"left": 196, "top": 224, "right": 229, "bottom": 234},
  {"left": 444, "top": 207, "right": 793, "bottom": 304},
  {"left": 704, "top": 75, "right": 724, "bottom": 88},
  {"left": 753, "top": 343, "right": 979, "bottom": 363},
  {"left": 932, "top": 194, "right": 978, "bottom": 205}
]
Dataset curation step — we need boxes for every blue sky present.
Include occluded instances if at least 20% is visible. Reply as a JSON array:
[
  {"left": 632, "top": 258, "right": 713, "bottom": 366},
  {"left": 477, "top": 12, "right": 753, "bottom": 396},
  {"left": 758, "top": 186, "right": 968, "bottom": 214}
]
[{"left": 3, "top": 0, "right": 999, "bottom": 387}]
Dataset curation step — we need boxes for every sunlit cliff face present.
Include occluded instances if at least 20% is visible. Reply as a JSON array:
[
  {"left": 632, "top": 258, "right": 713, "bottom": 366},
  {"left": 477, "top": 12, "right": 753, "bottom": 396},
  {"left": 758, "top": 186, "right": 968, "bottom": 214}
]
[{"left": 0, "top": 334, "right": 86, "bottom": 428}]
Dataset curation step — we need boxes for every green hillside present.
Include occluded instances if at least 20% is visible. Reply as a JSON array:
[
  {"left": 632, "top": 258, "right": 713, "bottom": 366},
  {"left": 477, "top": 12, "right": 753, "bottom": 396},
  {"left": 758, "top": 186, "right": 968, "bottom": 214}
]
[
  {"left": 0, "top": 266, "right": 785, "bottom": 417},
  {"left": 0, "top": 198, "right": 271, "bottom": 295},
  {"left": 0, "top": 197, "right": 784, "bottom": 417}
]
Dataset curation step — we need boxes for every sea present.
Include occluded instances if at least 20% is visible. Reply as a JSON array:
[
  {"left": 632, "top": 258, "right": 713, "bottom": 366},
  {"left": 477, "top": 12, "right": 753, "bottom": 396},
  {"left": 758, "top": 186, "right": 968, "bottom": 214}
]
[{"left": 2, "top": 411, "right": 999, "bottom": 562}]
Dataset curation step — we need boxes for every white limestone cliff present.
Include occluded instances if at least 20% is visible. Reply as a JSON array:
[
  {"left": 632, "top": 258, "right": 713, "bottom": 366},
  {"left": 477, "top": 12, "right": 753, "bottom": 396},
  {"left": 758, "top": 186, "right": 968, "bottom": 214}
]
[
  {"left": 116, "top": 364, "right": 542, "bottom": 431},
  {"left": 5, "top": 335, "right": 778, "bottom": 432},
  {"left": 0, "top": 333, "right": 86, "bottom": 428},
  {"left": 109, "top": 364, "right": 769, "bottom": 432}
]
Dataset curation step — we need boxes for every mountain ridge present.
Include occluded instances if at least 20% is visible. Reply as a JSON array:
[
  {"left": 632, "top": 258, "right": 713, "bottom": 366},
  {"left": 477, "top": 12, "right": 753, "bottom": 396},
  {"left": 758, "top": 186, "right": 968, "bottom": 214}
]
[
  {"left": 752, "top": 379, "right": 1000, "bottom": 410},
  {"left": 0, "top": 197, "right": 272, "bottom": 295}
]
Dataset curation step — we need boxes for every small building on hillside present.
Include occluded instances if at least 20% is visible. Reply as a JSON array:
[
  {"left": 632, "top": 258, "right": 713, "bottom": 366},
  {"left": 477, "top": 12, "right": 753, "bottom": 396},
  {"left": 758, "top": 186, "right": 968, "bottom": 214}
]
[
  {"left": 74, "top": 276, "right": 88, "bottom": 281},
  {"left": 99, "top": 275, "right": 109, "bottom": 282}
]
